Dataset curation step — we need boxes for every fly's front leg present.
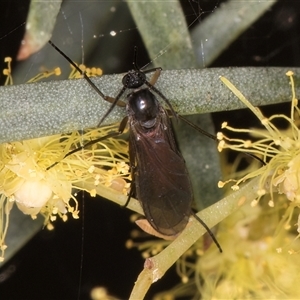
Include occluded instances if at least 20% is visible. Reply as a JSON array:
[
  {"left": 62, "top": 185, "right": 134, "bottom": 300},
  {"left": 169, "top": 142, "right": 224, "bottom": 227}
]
[
  {"left": 123, "top": 119, "right": 139, "bottom": 208},
  {"left": 144, "top": 68, "right": 177, "bottom": 118},
  {"left": 143, "top": 67, "right": 162, "bottom": 86},
  {"left": 47, "top": 116, "right": 128, "bottom": 170}
]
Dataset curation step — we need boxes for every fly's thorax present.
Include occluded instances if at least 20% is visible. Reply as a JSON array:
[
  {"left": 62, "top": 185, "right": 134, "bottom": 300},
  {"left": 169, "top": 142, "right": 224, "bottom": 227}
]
[{"left": 126, "top": 88, "right": 160, "bottom": 127}]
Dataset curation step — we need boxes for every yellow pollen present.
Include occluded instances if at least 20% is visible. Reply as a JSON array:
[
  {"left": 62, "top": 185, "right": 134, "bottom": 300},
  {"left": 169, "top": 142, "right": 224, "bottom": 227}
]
[
  {"left": 244, "top": 140, "right": 252, "bottom": 147},
  {"left": 216, "top": 132, "right": 224, "bottom": 140},
  {"left": 218, "top": 140, "right": 225, "bottom": 152},
  {"left": 218, "top": 181, "right": 225, "bottom": 188},
  {"left": 231, "top": 185, "right": 239, "bottom": 191},
  {"left": 221, "top": 122, "right": 228, "bottom": 128},
  {"left": 47, "top": 223, "right": 54, "bottom": 231},
  {"left": 257, "top": 189, "right": 266, "bottom": 196},
  {"left": 90, "top": 189, "right": 97, "bottom": 197},
  {"left": 50, "top": 215, "right": 57, "bottom": 221},
  {"left": 88, "top": 165, "right": 95, "bottom": 173},
  {"left": 251, "top": 200, "right": 258, "bottom": 207}
]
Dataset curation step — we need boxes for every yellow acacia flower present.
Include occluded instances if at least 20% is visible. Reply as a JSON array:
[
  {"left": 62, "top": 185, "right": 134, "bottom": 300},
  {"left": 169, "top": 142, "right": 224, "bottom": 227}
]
[
  {"left": 172, "top": 201, "right": 300, "bottom": 299},
  {"left": 152, "top": 201, "right": 300, "bottom": 299},
  {"left": 0, "top": 126, "right": 130, "bottom": 261},
  {"left": 218, "top": 72, "right": 300, "bottom": 211},
  {"left": 188, "top": 71, "right": 300, "bottom": 298},
  {"left": 150, "top": 71, "right": 300, "bottom": 299},
  {"left": 69, "top": 63, "right": 102, "bottom": 79},
  {"left": 0, "top": 58, "right": 130, "bottom": 261}
]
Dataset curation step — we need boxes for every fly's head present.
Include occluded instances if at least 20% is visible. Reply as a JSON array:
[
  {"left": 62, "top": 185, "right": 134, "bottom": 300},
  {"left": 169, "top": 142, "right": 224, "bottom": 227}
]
[{"left": 122, "top": 69, "right": 146, "bottom": 89}]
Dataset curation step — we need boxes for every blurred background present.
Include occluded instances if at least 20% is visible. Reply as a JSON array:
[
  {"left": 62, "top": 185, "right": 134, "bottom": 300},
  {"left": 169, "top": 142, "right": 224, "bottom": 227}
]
[{"left": 0, "top": 0, "right": 300, "bottom": 299}]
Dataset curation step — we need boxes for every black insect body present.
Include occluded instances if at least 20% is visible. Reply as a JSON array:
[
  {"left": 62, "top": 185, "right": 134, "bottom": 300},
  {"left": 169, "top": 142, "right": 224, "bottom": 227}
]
[
  {"left": 127, "top": 88, "right": 192, "bottom": 236},
  {"left": 48, "top": 41, "right": 222, "bottom": 251}
]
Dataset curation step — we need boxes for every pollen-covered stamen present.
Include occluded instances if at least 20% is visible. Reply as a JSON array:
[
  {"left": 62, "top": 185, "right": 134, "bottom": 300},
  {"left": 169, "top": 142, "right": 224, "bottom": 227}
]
[
  {"left": 26, "top": 67, "right": 62, "bottom": 83},
  {"left": 219, "top": 71, "right": 300, "bottom": 211},
  {"left": 0, "top": 124, "right": 130, "bottom": 260},
  {"left": 86, "top": 67, "right": 103, "bottom": 77},
  {"left": 3, "top": 57, "right": 13, "bottom": 85},
  {"left": 0, "top": 58, "right": 131, "bottom": 261},
  {"left": 216, "top": 132, "right": 224, "bottom": 140},
  {"left": 220, "top": 76, "right": 284, "bottom": 139},
  {"left": 69, "top": 63, "right": 103, "bottom": 79}
]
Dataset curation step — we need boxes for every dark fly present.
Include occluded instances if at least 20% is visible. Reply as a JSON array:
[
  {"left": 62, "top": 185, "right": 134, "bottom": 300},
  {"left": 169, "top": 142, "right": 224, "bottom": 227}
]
[
  {"left": 48, "top": 41, "right": 222, "bottom": 252},
  {"left": 127, "top": 87, "right": 192, "bottom": 236}
]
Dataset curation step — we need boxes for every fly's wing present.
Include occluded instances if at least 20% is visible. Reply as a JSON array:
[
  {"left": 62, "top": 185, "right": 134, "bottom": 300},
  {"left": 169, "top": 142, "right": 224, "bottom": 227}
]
[{"left": 129, "top": 111, "right": 193, "bottom": 236}]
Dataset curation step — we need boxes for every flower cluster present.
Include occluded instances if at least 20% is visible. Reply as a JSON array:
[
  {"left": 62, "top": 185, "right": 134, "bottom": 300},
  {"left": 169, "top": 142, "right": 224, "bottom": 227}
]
[
  {"left": 0, "top": 125, "right": 130, "bottom": 261},
  {"left": 148, "top": 71, "right": 300, "bottom": 299},
  {"left": 218, "top": 72, "right": 300, "bottom": 212},
  {"left": 169, "top": 201, "right": 300, "bottom": 299},
  {"left": 0, "top": 58, "right": 130, "bottom": 261}
]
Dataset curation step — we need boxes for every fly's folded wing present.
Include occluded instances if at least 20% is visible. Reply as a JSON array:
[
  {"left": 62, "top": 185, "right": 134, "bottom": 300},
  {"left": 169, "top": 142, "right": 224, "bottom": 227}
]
[{"left": 129, "top": 114, "right": 193, "bottom": 236}]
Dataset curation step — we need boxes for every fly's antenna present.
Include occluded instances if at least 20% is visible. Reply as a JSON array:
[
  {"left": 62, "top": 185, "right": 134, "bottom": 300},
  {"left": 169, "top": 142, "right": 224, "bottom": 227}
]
[
  {"left": 132, "top": 46, "right": 140, "bottom": 71},
  {"left": 48, "top": 40, "right": 106, "bottom": 101}
]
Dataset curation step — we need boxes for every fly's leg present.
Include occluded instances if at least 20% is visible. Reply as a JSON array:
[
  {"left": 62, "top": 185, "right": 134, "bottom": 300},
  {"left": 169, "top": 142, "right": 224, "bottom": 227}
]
[{"left": 47, "top": 116, "right": 128, "bottom": 170}]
